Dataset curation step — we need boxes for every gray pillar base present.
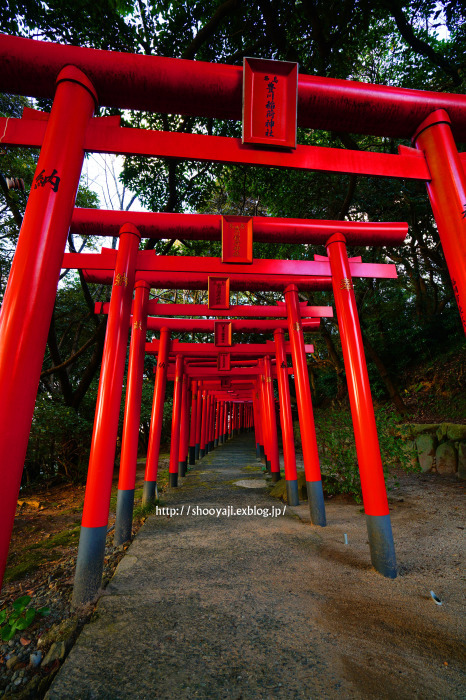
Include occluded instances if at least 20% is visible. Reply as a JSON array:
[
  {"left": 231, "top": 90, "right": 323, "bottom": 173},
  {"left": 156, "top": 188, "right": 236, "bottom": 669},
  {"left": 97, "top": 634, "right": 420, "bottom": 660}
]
[
  {"left": 72, "top": 525, "right": 107, "bottom": 607},
  {"left": 224, "top": 433, "right": 228, "bottom": 442},
  {"left": 189, "top": 446, "right": 196, "bottom": 465},
  {"left": 205, "top": 442, "right": 209, "bottom": 454},
  {"left": 286, "top": 480, "right": 299, "bottom": 506},
  {"left": 271, "top": 471, "right": 281, "bottom": 483},
  {"left": 169, "top": 473, "right": 178, "bottom": 487},
  {"left": 366, "top": 514, "right": 397, "bottom": 578},
  {"left": 142, "top": 480, "right": 157, "bottom": 505},
  {"left": 256, "top": 443, "right": 261, "bottom": 458},
  {"left": 200, "top": 448, "right": 205, "bottom": 459},
  {"left": 179, "top": 460, "right": 187, "bottom": 477},
  {"left": 266, "top": 459, "right": 271, "bottom": 473},
  {"left": 306, "top": 481, "right": 326, "bottom": 526},
  {"left": 214, "top": 439, "right": 218, "bottom": 447},
  {"left": 195, "top": 443, "right": 200, "bottom": 460},
  {"left": 260, "top": 445, "right": 265, "bottom": 463},
  {"left": 114, "top": 489, "right": 135, "bottom": 546}
]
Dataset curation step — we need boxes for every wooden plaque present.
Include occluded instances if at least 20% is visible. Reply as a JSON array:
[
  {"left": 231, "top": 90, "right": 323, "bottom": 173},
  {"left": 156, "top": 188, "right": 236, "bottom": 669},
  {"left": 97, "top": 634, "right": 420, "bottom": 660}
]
[
  {"left": 217, "top": 353, "right": 231, "bottom": 371},
  {"left": 214, "top": 321, "right": 233, "bottom": 347},
  {"left": 222, "top": 216, "right": 253, "bottom": 264},
  {"left": 243, "top": 57, "right": 298, "bottom": 149},
  {"left": 208, "top": 276, "right": 230, "bottom": 309}
]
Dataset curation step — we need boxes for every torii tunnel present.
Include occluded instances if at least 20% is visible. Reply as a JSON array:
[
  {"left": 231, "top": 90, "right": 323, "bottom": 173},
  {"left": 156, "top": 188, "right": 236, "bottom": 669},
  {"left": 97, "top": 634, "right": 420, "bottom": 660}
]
[{"left": 0, "top": 33, "right": 465, "bottom": 602}]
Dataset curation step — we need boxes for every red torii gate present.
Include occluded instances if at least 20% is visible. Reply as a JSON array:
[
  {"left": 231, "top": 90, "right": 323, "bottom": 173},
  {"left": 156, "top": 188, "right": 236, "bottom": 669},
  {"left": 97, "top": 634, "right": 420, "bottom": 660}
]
[
  {"left": 108, "top": 306, "right": 317, "bottom": 546},
  {"left": 0, "top": 34, "right": 465, "bottom": 598},
  {"left": 62, "top": 223, "right": 398, "bottom": 603}
]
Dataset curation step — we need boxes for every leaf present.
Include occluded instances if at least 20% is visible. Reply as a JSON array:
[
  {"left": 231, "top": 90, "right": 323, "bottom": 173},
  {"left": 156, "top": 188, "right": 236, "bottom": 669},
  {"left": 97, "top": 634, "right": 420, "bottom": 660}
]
[
  {"left": 1, "top": 624, "right": 16, "bottom": 642},
  {"left": 15, "top": 609, "right": 36, "bottom": 630},
  {"left": 0, "top": 610, "right": 7, "bottom": 624},
  {"left": 12, "top": 596, "right": 31, "bottom": 612},
  {"left": 38, "top": 607, "right": 51, "bottom": 616}
]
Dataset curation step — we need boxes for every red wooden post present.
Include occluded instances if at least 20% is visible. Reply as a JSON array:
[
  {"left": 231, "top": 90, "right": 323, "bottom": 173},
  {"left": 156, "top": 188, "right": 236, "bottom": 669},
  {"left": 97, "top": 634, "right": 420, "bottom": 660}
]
[
  {"left": 114, "top": 280, "right": 150, "bottom": 545},
  {"left": 207, "top": 393, "right": 214, "bottom": 451},
  {"left": 285, "top": 284, "right": 326, "bottom": 526},
  {"left": 223, "top": 400, "right": 229, "bottom": 441},
  {"left": 264, "top": 355, "right": 280, "bottom": 482},
  {"left": 274, "top": 329, "right": 299, "bottom": 504},
  {"left": 0, "top": 67, "right": 97, "bottom": 592},
  {"left": 189, "top": 380, "right": 198, "bottom": 464},
  {"left": 143, "top": 327, "right": 171, "bottom": 504},
  {"left": 214, "top": 401, "right": 220, "bottom": 447},
  {"left": 73, "top": 223, "right": 140, "bottom": 605},
  {"left": 253, "top": 384, "right": 264, "bottom": 460},
  {"left": 259, "top": 364, "right": 271, "bottom": 471},
  {"left": 178, "top": 374, "right": 189, "bottom": 477},
  {"left": 199, "top": 389, "right": 208, "bottom": 458},
  {"left": 413, "top": 109, "right": 466, "bottom": 334},
  {"left": 218, "top": 400, "right": 225, "bottom": 444},
  {"left": 326, "top": 233, "right": 396, "bottom": 577},
  {"left": 169, "top": 354, "right": 184, "bottom": 487},
  {"left": 195, "top": 381, "right": 203, "bottom": 458}
]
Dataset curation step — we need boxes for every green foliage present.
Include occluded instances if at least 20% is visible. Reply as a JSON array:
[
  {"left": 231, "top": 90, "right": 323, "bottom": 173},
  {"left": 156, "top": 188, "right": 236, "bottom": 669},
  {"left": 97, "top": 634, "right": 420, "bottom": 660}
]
[
  {"left": 0, "top": 0, "right": 465, "bottom": 489},
  {"left": 314, "top": 406, "right": 419, "bottom": 501},
  {"left": 0, "top": 596, "right": 50, "bottom": 641},
  {"left": 25, "top": 396, "right": 94, "bottom": 483}
]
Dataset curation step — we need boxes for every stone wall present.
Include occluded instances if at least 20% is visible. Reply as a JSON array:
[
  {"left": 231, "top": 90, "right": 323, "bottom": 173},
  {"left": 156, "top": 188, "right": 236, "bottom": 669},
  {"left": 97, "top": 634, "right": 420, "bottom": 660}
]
[{"left": 404, "top": 423, "right": 466, "bottom": 479}]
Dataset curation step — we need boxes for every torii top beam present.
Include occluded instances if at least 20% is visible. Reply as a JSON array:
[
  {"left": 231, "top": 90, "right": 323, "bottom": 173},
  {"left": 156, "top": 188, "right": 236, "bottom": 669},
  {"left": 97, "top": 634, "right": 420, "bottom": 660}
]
[
  {"left": 72, "top": 210, "right": 408, "bottom": 247},
  {"left": 1, "top": 35, "right": 466, "bottom": 140}
]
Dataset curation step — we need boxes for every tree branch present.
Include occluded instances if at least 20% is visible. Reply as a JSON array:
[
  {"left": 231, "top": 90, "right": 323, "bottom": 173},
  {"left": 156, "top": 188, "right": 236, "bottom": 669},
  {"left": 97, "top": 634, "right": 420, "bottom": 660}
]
[{"left": 385, "top": 0, "right": 462, "bottom": 86}]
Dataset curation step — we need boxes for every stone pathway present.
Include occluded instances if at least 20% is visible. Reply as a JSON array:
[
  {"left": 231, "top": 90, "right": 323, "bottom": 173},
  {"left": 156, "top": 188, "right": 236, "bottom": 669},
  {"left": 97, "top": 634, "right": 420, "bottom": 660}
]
[{"left": 47, "top": 432, "right": 465, "bottom": 700}]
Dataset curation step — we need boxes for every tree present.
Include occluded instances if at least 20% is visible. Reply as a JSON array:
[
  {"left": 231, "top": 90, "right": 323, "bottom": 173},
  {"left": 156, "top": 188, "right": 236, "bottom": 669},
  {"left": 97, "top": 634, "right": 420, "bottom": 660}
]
[{"left": 1, "top": 0, "right": 464, "bottom": 477}]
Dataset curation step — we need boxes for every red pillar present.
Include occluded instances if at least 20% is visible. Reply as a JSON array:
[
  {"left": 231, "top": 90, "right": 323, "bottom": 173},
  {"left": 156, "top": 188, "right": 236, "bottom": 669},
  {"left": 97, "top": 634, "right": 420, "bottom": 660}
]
[
  {"left": 285, "top": 284, "right": 326, "bottom": 526},
  {"left": 274, "top": 329, "right": 299, "bottom": 504},
  {"left": 195, "top": 381, "right": 203, "bottom": 458},
  {"left": 206, "top": 393, "right": 213, "bottom": 451},
  {"left": 215, "top": 401, "right": 221, "bottom": 446},
  {"left": 264, "top": 355, "right": 281, "bottom": 482},
  {"left": 0, "top": 66, "right": 97, "bottom": 592},
  {"left": 223, "top": 400, "right": 228, "bottom": 440},
  {"left": 73, "top": 224, "right": 140, "bottom": 605},
  {"left": 326, "top": 233, "right": 396, "bottom": 577},
  {"left": 143, "top": 327, "right": 171, "bottom": 503},
  {"left": 188, "top": 380, "right": 198, "bottom": 464},
  {"left": 253, "top": 384, "right": 264, "bottom": 460},
  {"left": 169, "top": 355, "right": 184, "bottom": 487},
  {"left": 413, "top": 109, "right": 466, "bottom": 334},
  {"left": 259, "top": 363, "right": 271, "bottom": 470},
  {"left": 218, "top": 400, "right": 225, "bottom": 444},
  {"left": 178, "top": 374, "right": 189, "bottom": 477},
  {"left": 114, "top": 280, "right": 150, "bottom": 545},
  {"left": 199, "top": 389, "right": 208, "bottom": 459}
]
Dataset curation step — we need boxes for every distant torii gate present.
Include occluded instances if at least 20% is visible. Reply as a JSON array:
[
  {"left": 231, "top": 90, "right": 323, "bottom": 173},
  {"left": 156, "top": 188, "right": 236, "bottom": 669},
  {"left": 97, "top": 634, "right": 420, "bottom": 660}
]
[
  {"left": 1, "top": 34, "right": 465, "bottom": 598},
  {"left": 62, "top": 231, "right": 398, "bottom": 603}
]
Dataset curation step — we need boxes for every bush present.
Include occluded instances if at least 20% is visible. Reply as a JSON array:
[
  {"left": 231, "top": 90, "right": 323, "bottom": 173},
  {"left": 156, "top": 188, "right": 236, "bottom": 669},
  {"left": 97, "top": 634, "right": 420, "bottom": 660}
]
[
  {"left": 314, "top": 406, "right": 417, "bottom": 502},
  {"left": 25, "top": 396, "right": 94, "bottom": 484}
]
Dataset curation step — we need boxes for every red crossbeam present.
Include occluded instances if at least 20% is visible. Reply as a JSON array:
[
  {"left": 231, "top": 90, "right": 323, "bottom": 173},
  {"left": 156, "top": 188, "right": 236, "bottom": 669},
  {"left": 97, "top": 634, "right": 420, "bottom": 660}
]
[
  {"left": 72, "top": 209, "right": 408, "bottom": 246},
  {"left": 0, "top": 114, "right": 430, "bottom": 181},
  {"left": 146, "top": 340, "right": 314, "bottom": 356},
  {"left": 96, "top": 301, "right": 332, "bottom": 318},
  {"left": 1, "top": 35, "right": 466, "bottom": 139},
  {"left": 63, "top": 251, "right": 397, "bottom": 293}
]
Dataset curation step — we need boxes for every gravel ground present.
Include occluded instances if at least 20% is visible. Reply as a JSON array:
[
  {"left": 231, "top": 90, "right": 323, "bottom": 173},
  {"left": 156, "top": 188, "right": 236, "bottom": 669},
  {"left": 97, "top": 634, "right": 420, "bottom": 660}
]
[{"left": 45, "top": 431, "right": 465, "bottom": 700}]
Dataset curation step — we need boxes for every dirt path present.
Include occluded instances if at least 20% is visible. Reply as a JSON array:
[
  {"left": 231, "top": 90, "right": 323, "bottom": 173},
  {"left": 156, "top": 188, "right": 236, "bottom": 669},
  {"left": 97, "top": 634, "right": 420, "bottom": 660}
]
[{"left": 47, "top": 433, "right": 464, "bottom": 699}]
